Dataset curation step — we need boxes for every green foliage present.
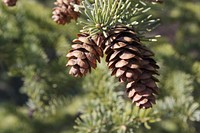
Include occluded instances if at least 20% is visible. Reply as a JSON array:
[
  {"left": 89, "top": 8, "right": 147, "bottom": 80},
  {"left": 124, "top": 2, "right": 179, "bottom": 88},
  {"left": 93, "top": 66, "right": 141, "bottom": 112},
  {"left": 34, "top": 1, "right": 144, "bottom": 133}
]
[
  {"left": 74, "top": 63, "right": 160, "bottom": 133},
  {"left": 153, "top": 71, "right": 200, "bottom": 133},
  {"left": 0, "top": 0, "right": 200, "bottom": 133},
  {"left": 80, "top": 0, "right": 131, "bottom": 35},
  {"left": 0, "top": 0, "right": 81, "bottom": 116},
  {"left": 79, "top": 0, "right": 159, "bottom": 39}
]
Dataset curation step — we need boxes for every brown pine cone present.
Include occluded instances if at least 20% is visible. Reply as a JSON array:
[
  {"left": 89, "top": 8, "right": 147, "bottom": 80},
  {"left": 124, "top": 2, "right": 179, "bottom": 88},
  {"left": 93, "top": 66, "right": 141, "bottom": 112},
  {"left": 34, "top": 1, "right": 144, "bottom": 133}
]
[
  {"left": 103, "top": 25, "right": 159, "bottom": 109},
  {"left": 52, "top": 0, "right": 80, "bottom": 25},
  {"left": 66, "top": 33, "right": 103, "bottom": 77},
  {"left": 3, "top": 0, "right": 17, "bottom": 6}
]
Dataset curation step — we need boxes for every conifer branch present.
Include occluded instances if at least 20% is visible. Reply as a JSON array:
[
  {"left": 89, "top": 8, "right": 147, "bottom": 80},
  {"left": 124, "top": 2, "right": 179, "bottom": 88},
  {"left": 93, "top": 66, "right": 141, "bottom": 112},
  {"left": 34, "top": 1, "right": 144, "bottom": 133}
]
[{"left": 78, "top": 0, "right": 160, "bottom": 41}]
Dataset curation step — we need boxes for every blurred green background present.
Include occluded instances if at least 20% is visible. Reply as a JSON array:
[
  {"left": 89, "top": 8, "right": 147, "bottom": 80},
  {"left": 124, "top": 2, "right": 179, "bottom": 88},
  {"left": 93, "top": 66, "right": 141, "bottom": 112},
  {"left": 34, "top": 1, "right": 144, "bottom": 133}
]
[{"left": 0, "top": 0, "right": 200, "bottom": 133}]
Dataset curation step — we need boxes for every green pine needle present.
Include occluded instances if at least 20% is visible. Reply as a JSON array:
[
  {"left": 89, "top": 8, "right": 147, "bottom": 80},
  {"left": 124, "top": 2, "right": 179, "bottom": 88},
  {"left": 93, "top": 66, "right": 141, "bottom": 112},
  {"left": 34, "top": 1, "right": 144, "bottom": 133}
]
[{"left": 78, "top": 0, "right": 160, "bottom": 41}]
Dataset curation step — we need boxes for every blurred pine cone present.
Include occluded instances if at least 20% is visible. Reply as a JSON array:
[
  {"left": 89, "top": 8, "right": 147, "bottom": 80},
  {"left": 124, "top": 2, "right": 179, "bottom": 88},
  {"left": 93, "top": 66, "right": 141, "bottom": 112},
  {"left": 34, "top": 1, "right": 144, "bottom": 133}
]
[
  {"left": 3, "top": 0, "right": 17, "bottom": 6},
  {"left": 66, "top": 33, "right": 104, "bottom": 77},
  {"left": 52, "top": 0, "right": 80, "bottom": 25},
  {"left": 103, "top": 26, "right": 159, "bottom": 109}
]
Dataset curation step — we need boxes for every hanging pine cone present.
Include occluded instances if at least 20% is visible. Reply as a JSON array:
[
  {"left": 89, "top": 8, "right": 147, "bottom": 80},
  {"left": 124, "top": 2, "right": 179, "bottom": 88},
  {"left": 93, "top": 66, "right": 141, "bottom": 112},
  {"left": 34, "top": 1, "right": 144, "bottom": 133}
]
[
  {"left": 52, "top": 0, "right": 80, "bottom": 25},
  {"left": 66, "top": 33, "right": 104, "bottom": 77},
  {"left": 103, "top": 26, "right": 159, "bottom": 109},
  {"left": 3, "top": 0, "right": 17, "bottom": 6}
]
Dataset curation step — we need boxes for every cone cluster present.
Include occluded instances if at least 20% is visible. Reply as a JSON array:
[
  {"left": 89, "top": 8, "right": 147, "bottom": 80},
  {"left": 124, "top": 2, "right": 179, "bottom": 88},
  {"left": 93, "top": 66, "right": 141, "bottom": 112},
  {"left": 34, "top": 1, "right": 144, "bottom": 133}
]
[
  {"left": 52, "top": 0, "right": 80, "bottom": 25},
  {"left": 3, "top": 0, "right": 17, "bottom": 6},
  {"left": 66, "top": 33, "right": 103, "bottom": 77},
  {"left": 66, "top": 26, "right": 159, "bottom": 109}
]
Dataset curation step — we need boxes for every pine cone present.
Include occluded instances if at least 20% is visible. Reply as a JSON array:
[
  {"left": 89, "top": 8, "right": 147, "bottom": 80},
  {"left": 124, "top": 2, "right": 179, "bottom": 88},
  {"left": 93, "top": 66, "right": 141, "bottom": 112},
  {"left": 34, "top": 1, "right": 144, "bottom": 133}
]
[
  {"left": 3, "top": 0, "right": 17, "bottom": 6},
  {"left": 52, "top": 0, "right": 80, "bottom": 25},
  {"left": 66, "top": 33, "right": 103, "bottom": 77},
  {"left": 103, "top": 26, "right": 159, "bottom": 109}
]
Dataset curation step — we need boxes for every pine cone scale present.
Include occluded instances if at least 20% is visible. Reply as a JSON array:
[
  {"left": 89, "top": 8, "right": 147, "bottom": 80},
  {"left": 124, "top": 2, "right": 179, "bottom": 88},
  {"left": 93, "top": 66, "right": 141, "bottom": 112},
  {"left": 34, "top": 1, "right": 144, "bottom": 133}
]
[
  {"left": 120, "top": 52, "right": 136, "bottom": 59},
  {"left": 116, "top": 67, "right": 127, "bottom": 77},
  {"left": 67, "top": 50, "right": 87, "bottom": 59},
  {"left": 115, "top": 60, "right": 129, "bottom": 68},
  {"left": 85, "top": 53, "right": 97, "bottom": 64},
  {"left": 107, "top": 50, "right": 120, "bottom": 61}
]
